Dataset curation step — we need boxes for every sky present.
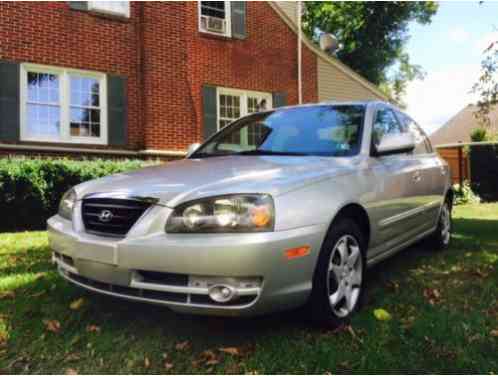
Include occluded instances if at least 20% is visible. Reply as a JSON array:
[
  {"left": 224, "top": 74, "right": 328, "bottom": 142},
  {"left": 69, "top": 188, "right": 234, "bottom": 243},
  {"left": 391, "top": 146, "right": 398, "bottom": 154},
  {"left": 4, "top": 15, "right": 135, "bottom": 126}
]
[{"left": 402, "top": 1, "right": 498, "bottom": 134}]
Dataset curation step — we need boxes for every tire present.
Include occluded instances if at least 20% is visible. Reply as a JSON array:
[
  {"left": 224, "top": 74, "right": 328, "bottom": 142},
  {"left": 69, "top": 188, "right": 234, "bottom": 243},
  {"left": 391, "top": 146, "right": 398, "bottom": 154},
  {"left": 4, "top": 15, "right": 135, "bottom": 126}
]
[
  {"left": 308, "top": 218, "right": 367, "bottom": 328},
  {"left": 430, "top": 198, "right": 452, "bottom": 250}
]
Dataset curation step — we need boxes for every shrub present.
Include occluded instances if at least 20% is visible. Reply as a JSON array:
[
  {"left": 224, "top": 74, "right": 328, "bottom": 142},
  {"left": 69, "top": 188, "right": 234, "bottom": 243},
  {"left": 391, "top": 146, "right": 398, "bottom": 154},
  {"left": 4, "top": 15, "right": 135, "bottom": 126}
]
[
  {"left": 0, "top": 158, "right": 157, "bottom": 232},
  {"left": 453, "top": 181, "right": 481, "bottom": 205},
  {"left": 470, "top": 127, "right": 489, "bottom": 142}
]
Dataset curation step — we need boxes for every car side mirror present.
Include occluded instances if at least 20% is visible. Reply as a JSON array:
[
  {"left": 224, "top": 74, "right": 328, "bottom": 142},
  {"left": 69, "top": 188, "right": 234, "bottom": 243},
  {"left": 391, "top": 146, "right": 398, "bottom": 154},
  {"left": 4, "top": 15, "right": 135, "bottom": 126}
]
[
  {"left": 372, "top": 132, "right": 415, "bottom": 157},
  {"left": 186, "top": 143, "right": 201, "bottom": 158}
]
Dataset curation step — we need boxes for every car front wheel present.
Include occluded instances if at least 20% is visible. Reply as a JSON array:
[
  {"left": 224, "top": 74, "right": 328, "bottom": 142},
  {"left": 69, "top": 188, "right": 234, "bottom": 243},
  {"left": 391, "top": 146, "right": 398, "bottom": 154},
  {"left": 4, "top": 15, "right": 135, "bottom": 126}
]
[
  {"left": 309, "top": 219, "right": 366, "bottom": 327},
  {"left": 431, "top": 199, "right": 452, "bottom": 250}
]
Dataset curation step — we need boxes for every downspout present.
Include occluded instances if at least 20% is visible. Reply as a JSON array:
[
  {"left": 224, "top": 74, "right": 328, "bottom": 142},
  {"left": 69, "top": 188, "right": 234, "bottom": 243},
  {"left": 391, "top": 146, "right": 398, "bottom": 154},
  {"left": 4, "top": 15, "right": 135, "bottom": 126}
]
[{"left": 297, "top": 0, "right": 302, "bottom": 104}]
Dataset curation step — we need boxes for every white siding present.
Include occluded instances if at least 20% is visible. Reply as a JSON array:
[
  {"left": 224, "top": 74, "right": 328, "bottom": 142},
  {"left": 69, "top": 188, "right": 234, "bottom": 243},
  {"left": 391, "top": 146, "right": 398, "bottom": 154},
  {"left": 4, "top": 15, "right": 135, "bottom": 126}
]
[
  {"left": 275, "top": 1, "right": 297, "bottom": 24},
  {"left": 317, "top": 57, "right": 383, "bottom": 101}
]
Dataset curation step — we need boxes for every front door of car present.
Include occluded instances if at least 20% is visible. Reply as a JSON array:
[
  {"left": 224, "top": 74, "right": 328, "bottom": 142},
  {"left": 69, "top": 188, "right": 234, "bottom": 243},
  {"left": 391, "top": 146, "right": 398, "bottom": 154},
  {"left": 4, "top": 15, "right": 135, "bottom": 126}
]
[{"left": 367, "top": 106, "right": 427, "bottom": 256}]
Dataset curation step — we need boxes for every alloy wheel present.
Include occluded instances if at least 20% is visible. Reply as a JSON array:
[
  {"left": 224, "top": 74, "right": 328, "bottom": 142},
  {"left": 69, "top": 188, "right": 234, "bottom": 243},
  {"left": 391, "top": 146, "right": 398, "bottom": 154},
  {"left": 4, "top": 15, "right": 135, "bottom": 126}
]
[
  {"left": 440, "top": 203, "right": 451, "bottom": 245},
  {"left": 326, "top": 235, "right": 363, "bottom": 318}
]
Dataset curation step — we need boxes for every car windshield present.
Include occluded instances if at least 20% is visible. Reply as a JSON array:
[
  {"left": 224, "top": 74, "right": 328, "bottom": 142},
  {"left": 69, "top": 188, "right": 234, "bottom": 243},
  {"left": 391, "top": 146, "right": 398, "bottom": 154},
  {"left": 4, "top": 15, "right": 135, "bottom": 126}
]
[{"left": 191, "top": 105, "right": 366, "bottom": 158}]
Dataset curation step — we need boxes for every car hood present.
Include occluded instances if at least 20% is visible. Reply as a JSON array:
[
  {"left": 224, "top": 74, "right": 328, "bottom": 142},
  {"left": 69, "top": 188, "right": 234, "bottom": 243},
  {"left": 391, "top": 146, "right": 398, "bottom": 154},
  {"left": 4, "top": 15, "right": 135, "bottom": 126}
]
[{"left": 74, "top": 156, "right": 358, "bottom": 207}]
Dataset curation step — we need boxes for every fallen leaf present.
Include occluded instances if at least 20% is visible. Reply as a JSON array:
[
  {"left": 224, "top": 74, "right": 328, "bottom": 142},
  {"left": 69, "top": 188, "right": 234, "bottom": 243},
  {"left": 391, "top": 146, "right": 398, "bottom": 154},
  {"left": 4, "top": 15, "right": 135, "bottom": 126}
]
[
  {"left": 373, "top": 308, "right": 392, "bottom": 321},
  {"left": 69, "top": 298, "right": 85, "bottom": 310},
  {"left": 423, "top": 288, "right": 442, "bottom": 305},
  {"left": 164, "top": 362, "right": 174, "bottom": 370},
  {"left": 144, "top": 357, "right": 150, "bottom": 369},
  {"left": 65, "top": 368, "right": 78, "bottom": 375},
  {"left": 86, "top": 325, "right": 101, "bottom": 333},
  {"left": 219, "top": 347, "right": 241, "bottom": 356},
  {"left": 175, "top": 341, "right": 190, "bottom": 351},
  {"left": 0, "top": 291, "right": 15, "bottom": 300},
  {"left": 490, "top": 329, "right": 498, "bottom": 337},
  {"left": 43, "top": 319, "right": 61, "bottom": 333},
  {"left": 191, "top": 360, "right": 202, "bottom": 368},
  {"left": 64, "top": 353, "right": 81, "bottom": 363},
  {"left": 206, "top": 359, "right": 220, "bottom": 366},
  {"left": 29, "top": 291, "right": 46, "bottom": 298}
]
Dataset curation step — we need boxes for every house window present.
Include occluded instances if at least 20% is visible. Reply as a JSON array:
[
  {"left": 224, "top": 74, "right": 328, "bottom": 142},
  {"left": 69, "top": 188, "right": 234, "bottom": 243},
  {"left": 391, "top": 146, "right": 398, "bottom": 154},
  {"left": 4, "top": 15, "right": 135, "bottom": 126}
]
[
  {"left": 20, "top": 64, "right": 107, "bottom": 144},
  {"left": 217, "top": 88, "right": 272, "bottom": 145},
  {"left": 88, "top": 1, "right": 130, "bottom": 18},
  {"left": 199, "top": 1, "right": 231, "bottom": 37}
]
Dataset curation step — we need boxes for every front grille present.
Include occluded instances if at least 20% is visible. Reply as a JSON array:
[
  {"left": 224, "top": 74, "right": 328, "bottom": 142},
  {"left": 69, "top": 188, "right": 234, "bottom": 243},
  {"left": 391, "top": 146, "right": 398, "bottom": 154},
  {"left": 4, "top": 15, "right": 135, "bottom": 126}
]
[{"left": 81, "top": 198, "right": 152, "bottom": 237}]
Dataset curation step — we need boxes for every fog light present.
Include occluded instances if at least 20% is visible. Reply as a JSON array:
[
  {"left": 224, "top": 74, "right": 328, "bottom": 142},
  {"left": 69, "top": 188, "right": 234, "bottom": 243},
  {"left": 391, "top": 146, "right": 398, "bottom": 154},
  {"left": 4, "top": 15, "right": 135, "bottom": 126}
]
[{"left": 208, "top": 284, "right": 236, "bottom": 303}]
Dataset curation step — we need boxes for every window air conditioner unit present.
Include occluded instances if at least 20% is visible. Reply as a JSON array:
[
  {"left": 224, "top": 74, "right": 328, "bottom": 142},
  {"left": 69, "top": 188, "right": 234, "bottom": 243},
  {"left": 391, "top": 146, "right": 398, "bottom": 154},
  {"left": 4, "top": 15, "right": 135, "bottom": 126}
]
[{"left": 201, "top": 15, "right": 226, "bottom": 34}]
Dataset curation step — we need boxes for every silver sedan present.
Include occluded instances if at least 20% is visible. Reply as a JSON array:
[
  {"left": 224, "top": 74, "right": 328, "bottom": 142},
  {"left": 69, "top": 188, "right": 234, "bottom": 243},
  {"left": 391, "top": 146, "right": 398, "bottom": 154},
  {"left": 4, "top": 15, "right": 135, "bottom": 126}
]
[{"left": 48, "top": 101, "right": 453, "bottom": 326}]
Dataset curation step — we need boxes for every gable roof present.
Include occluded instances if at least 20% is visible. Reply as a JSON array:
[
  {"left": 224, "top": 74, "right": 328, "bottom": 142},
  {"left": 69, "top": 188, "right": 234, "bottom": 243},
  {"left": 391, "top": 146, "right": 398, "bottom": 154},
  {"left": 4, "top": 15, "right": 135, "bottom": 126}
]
[
  {"left": 429, "top": 104, "right": 498, "bottom": 146},
  {"left": 269, "top": 2, "right": 390, "bottom": 102}
]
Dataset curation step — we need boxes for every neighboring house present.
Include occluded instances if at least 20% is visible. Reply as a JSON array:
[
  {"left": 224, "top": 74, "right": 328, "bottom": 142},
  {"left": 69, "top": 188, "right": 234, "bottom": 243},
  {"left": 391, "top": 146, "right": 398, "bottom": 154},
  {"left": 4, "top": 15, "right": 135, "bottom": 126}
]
[
  {"left": 429, "top": 104, "right": 498, "bottom": 146},
  {"left": 0, "top": 1, "right": 388, "bottom": 159}
]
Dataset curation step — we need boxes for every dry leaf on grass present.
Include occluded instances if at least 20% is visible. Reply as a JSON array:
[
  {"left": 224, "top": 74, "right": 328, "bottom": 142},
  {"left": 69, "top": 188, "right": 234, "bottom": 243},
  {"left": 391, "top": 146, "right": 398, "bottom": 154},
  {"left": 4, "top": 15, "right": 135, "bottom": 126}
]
[
  {"left": 144, "top": 357, "right": 150, "bottom": 368},
  {"left": 43, "top": 320, "right": 61, "bottom": 333},
  {"left": 164, "top": 362, "right": 174, "bottom": 370},
  {"left": 175, "top": 340, "right": 191, "bottom": 351},
  {"left": 64, "top": 354, "right": 81, "bottom": 363},
  {"left": 69, "top": 298, "right": 85, "bottom": 310},
  {"left": 219, "top": 347, "right": 241, "bottom": 356},
  {"left": 86, "top": 325, "right": 101, "bottom": 333},
  {"left": 65, "top": 368, "right": 78, "bottom": 375},
  {"left": 490, "top": 329, "right": 498, "bottom": 337},
  {"left": 423, "top": 288, "right": 441, "bottom": 305}
]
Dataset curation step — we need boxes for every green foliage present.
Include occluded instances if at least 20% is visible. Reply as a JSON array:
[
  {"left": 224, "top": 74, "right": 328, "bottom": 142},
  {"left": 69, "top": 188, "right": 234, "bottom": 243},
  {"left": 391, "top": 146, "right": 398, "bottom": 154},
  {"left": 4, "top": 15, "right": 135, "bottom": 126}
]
[
  {"left": 470, "top": 127, "right": 490, "bottom": 142},
  {"left": 302, "top": 2, "right": 438, "bottom": 101},
  {"left": 472, "top": 38, "right": 498, "bottom": 129},
  {"left": 453, "top": 181, "right": 481, "bottom": 205},
  {"left": 0, "top": 158, "right": 155, "bottom": 232}
]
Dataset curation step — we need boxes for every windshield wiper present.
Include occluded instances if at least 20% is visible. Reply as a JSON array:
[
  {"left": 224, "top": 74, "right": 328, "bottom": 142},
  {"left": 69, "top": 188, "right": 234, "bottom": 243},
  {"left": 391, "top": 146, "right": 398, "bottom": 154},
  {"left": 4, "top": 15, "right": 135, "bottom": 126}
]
[{"left": 234, "top": 149, "right": 308, "bottom": 156}]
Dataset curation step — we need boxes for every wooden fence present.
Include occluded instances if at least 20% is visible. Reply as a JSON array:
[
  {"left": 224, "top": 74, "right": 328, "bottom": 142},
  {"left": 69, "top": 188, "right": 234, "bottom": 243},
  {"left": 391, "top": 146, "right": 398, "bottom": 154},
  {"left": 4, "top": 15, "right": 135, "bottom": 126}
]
[{"left": 436, "top": 145, "right": 470, "bottom": 185}]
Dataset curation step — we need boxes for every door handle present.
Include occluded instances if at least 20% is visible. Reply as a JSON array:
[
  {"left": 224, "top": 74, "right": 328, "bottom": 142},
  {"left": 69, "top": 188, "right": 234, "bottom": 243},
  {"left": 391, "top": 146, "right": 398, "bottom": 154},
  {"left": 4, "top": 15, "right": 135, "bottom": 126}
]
[{"left": 412, "top": 171, "right": 422, "bottom": 182}]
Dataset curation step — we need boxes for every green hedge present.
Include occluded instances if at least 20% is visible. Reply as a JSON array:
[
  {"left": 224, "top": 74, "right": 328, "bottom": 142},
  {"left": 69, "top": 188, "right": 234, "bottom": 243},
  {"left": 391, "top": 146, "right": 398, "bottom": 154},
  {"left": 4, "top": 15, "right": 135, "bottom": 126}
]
[{"left": 0, "top": 158, "right": 156, "bottom": 232}]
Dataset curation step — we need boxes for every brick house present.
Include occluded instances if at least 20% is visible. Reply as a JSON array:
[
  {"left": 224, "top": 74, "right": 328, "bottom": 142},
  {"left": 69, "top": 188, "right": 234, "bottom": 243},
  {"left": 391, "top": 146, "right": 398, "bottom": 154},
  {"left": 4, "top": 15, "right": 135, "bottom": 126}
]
[{"left": 0, "top": 1, "right": 387, "bottom": 159}]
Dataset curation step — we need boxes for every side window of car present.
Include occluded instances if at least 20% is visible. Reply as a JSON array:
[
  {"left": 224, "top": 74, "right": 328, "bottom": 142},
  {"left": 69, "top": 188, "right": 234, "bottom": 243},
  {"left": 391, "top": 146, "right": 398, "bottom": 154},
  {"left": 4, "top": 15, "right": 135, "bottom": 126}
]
[
  {"left": 398, "top": 113, "right": 432, "bottom": 154},
  {"left": 372, "top": 108, "right": 405, "bottom": 148}
]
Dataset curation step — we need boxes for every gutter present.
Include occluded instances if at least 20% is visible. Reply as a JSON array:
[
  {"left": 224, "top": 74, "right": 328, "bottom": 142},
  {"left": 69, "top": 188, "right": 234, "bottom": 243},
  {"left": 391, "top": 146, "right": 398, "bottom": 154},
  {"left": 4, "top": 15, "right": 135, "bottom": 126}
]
[
  {"left": 268, "top": 2, "right": 389, "bottom": 102},
  {"left": 0, "top": 143, "right": 187, "bottom": 158}
]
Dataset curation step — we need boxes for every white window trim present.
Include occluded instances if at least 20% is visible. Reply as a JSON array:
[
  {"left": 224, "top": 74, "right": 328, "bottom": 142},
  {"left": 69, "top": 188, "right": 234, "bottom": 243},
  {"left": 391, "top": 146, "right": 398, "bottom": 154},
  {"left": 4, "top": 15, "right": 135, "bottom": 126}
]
[
  {"left": 198, "top": 1, "right": 232, "bottom": 38},
  {"left": 88, "top": 1, "right": 130, "bottom": 18},
  {"left": 20, "top": 63, "right": 108, "bottom": 145},
  {"left": 216, "top": 87, "right": 272, "bottom": 131}
]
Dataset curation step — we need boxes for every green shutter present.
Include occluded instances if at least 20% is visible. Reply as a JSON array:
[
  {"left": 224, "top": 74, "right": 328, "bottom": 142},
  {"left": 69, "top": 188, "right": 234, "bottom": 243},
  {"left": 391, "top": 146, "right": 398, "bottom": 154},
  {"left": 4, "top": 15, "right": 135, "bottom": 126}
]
[
  {"left": 68, "top": 2, "right": 88, "bottom": 11},
  {"left": 272, "top": 92, "right": 287, "bottom": 108},
  {"left": 202, "top": 85, "right": 218, "bottom": 140},
  {"left": 231, "top": 2, "right": 247, "bottom": 40},
  {"left": 107, "top": 75, "right": 127, "bottom": 146},
  {"left": 0, "top": 61, "right": 20, "bottom": 142}
]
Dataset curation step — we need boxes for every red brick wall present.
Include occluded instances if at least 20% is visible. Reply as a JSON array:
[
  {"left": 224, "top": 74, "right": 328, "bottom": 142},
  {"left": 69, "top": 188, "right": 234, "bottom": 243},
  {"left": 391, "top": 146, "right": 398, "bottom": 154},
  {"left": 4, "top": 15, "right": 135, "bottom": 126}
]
[
  {"left": 0, "top": 1, "right": 144, "bottom": 149},
  {"left": 0, "top": 2, "right": 319, "bottom": 153},
  {"left": 139, "top": 1, "right": 318, "bottom": 150}
]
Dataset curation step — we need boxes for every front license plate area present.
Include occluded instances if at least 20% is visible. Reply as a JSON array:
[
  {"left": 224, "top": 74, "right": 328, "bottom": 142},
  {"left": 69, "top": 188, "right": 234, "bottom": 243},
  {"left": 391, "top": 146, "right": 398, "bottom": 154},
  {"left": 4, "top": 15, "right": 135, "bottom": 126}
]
[{"left": 76, "top": 259, "right": 131, "bottom": 286}]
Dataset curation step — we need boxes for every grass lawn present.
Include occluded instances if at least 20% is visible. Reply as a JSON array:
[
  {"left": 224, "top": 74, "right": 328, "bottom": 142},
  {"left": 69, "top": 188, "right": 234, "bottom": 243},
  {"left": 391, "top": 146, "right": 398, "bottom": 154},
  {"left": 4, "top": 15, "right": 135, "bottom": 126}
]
[{"left": 1, "top": 203, "right": 497, "bottom": 374}]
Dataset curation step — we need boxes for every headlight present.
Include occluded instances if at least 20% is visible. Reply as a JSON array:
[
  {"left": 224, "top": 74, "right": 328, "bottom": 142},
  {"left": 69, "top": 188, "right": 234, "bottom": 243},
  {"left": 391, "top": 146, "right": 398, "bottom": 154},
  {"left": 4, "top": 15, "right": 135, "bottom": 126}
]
[
  {"left": 58, "top": 189, "right": 76, "bottom": 220},
  {"left": 166, "top": 194, "right": 274, "bottom": 233}
]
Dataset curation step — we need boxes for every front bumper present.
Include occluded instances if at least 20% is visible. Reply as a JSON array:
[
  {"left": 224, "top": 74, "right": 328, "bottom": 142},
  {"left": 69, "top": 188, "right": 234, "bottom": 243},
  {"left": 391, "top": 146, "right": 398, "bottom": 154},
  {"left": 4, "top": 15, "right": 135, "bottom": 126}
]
[{"left": 48, "top": 213, "right": 327, "bottom": 317}]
